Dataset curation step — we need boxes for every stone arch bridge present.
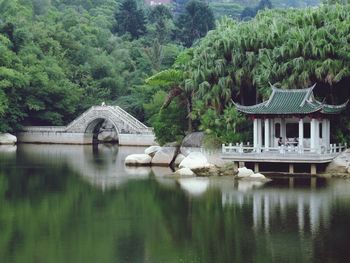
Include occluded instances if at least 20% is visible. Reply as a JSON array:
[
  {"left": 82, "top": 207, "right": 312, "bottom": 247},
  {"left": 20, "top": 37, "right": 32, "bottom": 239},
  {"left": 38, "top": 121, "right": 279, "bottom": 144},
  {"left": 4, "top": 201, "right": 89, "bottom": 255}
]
[{"left": 17, "top": 106, "right": 155, "bottom": 146}]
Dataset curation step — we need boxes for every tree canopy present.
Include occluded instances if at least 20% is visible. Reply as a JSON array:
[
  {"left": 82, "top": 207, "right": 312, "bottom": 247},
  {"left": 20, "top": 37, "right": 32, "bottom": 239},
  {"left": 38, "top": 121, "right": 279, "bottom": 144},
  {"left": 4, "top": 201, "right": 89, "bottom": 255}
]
[
  {"left": 148, "top": 4, "right": 350, "bottom": 144},
  {"left": 175, "top": 0, "right": 215, "bottom": 47},
  {"left": 114, "top": 0, "right": 147, "bottom": 39}
]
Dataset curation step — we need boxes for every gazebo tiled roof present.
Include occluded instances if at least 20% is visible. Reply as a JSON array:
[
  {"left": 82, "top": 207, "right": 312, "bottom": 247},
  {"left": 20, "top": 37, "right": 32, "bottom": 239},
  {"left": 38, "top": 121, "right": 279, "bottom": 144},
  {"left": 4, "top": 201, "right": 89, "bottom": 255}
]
[{"left": 234, "top": 85, "right": 348, "bottom": 116}]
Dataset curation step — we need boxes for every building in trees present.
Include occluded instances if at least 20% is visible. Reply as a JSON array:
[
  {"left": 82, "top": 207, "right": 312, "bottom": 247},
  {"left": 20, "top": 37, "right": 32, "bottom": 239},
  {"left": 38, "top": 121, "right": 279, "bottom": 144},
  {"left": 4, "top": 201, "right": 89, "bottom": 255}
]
[
  {"left": 234, "top": 85, "right": 347, "bottom": 151},
  {"left": 145, "top": 0, "right": 171, "bottom": 6}
]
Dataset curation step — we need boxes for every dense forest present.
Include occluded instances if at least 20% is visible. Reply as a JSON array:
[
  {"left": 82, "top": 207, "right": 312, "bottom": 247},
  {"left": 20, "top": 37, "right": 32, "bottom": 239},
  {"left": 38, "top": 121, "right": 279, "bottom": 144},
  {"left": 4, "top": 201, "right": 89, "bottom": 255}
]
[{"left": 0, "top": 0, "right": 349, "bottom": 145}]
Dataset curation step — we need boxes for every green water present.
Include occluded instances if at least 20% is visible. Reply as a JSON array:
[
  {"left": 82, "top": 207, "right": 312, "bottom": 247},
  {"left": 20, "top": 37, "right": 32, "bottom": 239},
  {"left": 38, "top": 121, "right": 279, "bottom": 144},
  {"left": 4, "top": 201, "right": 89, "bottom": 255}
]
[{"left": 1, "top": 144, "right": 350, "bottom": 263}]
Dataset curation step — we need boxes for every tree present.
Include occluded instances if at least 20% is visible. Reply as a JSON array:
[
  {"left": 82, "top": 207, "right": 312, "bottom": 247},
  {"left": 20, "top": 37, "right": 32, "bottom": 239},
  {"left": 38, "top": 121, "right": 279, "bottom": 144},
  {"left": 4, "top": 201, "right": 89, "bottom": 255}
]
[
  {"left": 241, "top": 0, "right": 272, "bottom": 20},
  {"left": 175, "top": 0, "right": 215, "bottom": 47},
  {"left": 169, "top": 6, "right": 350, "bottom": 143},
  {"left": 114, "top": 0, "right": 147, "bottom": 39},
  {"left": 147, "top": 5, "right": 174, "bottom": 45},
  {"left": 146, "top": 50, "right": 195, "bottom": 134}
]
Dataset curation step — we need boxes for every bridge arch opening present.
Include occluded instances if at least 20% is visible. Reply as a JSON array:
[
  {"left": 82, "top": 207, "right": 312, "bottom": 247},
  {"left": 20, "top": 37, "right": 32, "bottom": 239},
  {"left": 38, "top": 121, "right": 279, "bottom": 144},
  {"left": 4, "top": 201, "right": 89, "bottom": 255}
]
[{"left": 85, "top": 118, "right": 119, "bottom": 144}]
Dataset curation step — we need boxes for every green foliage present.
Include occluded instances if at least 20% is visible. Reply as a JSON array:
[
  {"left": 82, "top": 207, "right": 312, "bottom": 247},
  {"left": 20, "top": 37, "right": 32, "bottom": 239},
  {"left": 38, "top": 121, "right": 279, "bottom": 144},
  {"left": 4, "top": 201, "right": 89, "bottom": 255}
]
[
  {"left": 171, "top": 6, "right": 350, "bottom": 143},
  {"left": 241, "top": 0, "right": 272, "bottom": 20},
  {"left": 209, "top": 2, "right": 244, "bottom": 19},
  {"left": 175, "top": 0, "right": 215, "bottom": 47},
  {"left": 147, "top": 5, "right": 174, "bottom": 45},
  {"left": 114, "top": 0, "right": 147, "bottom": 39},
  {"left": 0, "top": 0, "right": 184, "bottom": 132},
  {"left": 323, "top": 0, "right": 349, "bottom": 4},
  {"left": 144, "top": 91, "right": 187, "bottom": 145},
  {"left": 145, "top": 4, "right": 350, "bottom": 145},
  {"left": 194, "top": 102, "right": 249, "bottom": 143}
]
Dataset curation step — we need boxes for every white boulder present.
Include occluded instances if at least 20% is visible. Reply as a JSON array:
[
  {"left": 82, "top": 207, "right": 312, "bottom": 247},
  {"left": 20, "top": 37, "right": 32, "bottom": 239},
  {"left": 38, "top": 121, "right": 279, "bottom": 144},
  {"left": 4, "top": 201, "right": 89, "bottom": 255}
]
[
  {"left": 237, "top": 167, "right": 254, "bottom": 178},
  {"left": 97, "top": 130, "right": 118, "bottom": 142},
  {"left": 249, "top": 173, "right": 266, "bottom": 179},
  {"left": 0, "top": 133, "right": 17, "bottom": 145},
  {"left": 174, "top": 168, "right": 195, "bottom": 177},
  {"left": 144, "top": 145, "right": 161, "bottom": 156},
  {"left": 179, "top": 152, "right": 210, "bottom": 169},
  {"left": 326, "top": 151, "right": 350, "bottom": 174},
  {"left": 174, "top": 154, "right": 186, "bottom": 166},
  {"left": 125, "top": 154, "right": 152, "bottom": 166},
  {"left": 151, "top": 147, "right": 176, "bottom": 166}
]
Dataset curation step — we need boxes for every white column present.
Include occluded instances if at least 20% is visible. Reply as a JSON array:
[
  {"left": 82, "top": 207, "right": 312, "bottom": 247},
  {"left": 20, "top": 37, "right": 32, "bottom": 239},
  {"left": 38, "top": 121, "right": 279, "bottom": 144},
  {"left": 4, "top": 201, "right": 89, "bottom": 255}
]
[
  {"left": 311, "top": 118, "right": 320, "bottom": 152},
  {"left": 315, "top": 119, "right": 320, "bottom": 149},
  {"left": 264, "top": 118, "right": 270, "bottom": 150},
  {"left": 270, "top": 119, "right": 275, "bottom": 147},
  {"left": 281, "top": 118, "right": 286, "bottom": 142},
  {"left": 253, "top": 118, "right": 258, "bottom": 148},
  {"left": 322, "top": 119, "right": 327, "bottom": 147},
  {"left": 257, "top": 119, "right": 262, "bottom": 148},
  {"left": 326, "top": 119, "right": 331, "bottom": 148},
  {"left": 298, "top": 118, "right": 304, "bottom": 148},
  {"left": 310, "top": 118, "right": 316, "bottom": 151}
]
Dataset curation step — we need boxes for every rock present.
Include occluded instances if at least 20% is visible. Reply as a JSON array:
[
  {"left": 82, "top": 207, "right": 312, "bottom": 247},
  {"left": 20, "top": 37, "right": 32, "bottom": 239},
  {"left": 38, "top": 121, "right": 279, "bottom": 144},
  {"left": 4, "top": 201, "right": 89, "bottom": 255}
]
[
  {"left": 97, "top": 130, "right": 118, "bottom": 142},
  {"left": 237, "top": 167, "right": 254, "bottom": 178},
  {"left": 175, "top": 168, "right": 195, "bottom": 177},
  {"left": 100, "top": 120, "right": 114, "bottom": 129},
  {"left": 97, "top": 120, "right": 118, "bottom": 142},
  {"left": 151, "top": 147, "right": 177, "bottom": 166},
  {"left": 178, "top": 177, "right": 209, "bottom": 196},
  {"left": 181, "top": 132, "right": 204, "bottom": 148},
  {"left": 174, "top": 154, "right": 185, "bottom": 166},
  {"left": 163, "top": 141, "right": 181, "bottom": 147},
  {"left": 250, "top": 173, "right": 266, "bottom": 179},
  {"left": 218, "top": 163, "right": 238, "bottom": 176},
  {"left": 179, "top": 152, "right": 210, "bottom": 170},
  {"left": 125, "top": 154, "right": 152, "bottom": 166},
  {"left": 192, "top": 165, "right": 218, "bottom": 177},
  {"left": 0, "top": 133, "right": 17, "bottom": 145},
  {"left": 326, "top": 151, "right": 350, "bottom": 174},
  {"left": 144, "top": 145, "right": 161, "bottom": 157}
]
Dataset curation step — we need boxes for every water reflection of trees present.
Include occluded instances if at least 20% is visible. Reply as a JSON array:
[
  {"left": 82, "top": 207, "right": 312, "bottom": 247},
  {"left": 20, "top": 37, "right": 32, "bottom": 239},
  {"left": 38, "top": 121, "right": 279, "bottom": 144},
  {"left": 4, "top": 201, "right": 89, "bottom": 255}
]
[{"left": 0, "top": 146, "right": 350, "bottom": 262}]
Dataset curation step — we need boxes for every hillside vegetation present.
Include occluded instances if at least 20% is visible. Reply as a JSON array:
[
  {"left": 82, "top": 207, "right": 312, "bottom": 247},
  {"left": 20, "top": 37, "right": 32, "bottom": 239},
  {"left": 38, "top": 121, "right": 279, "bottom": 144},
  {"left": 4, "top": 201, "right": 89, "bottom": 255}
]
[
  {"left": 1, "top": 0, "right": 349, "bottom": 146},
  {"left": 148, "top": 4, "right": 350, "bottom": 144},
  {"left": 0, "top": 0, "right": 214, "bottom": 132}
]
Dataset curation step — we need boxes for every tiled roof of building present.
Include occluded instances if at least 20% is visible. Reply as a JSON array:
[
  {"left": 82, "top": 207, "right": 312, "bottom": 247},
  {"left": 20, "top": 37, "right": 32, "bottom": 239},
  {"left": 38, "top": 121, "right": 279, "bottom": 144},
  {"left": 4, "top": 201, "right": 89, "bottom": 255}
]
[{"left": 235, "top": 84, "right": 348, "bottom": 115}]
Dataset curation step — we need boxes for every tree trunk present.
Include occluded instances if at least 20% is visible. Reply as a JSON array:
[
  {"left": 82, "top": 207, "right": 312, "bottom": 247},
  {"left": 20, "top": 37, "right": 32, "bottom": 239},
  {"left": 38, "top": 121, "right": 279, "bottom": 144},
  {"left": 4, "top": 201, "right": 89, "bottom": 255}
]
[{"left": 161, "top": 86, "right": 182, "bottom": 109}]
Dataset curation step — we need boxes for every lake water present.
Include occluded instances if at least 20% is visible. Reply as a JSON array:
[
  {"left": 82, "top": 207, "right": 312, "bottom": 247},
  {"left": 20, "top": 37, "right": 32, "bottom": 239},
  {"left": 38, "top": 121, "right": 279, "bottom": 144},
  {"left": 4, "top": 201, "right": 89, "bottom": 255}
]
[{"left": 1, "top": 144, "right": 350, "bottom": 263}]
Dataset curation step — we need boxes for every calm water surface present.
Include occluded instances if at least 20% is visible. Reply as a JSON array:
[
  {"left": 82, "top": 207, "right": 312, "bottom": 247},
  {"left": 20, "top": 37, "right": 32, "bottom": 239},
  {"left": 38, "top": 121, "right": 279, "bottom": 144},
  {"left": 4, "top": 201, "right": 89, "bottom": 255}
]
[{"left": 1, "top": 144, "right": 350, "bottom": 263}]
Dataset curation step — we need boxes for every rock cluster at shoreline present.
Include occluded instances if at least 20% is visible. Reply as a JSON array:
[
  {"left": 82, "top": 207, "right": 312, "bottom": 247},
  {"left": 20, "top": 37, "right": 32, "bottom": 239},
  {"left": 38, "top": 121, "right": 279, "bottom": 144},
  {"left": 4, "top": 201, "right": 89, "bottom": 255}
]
[
  {"left": 323, "top": 149, "right": 350, "bottom": 178},
  {"left": 125, "top": 141, "right": 268, "bottom": 180},
  {"left": 0, "top": 133, "right": 17, "bottom": 145}
]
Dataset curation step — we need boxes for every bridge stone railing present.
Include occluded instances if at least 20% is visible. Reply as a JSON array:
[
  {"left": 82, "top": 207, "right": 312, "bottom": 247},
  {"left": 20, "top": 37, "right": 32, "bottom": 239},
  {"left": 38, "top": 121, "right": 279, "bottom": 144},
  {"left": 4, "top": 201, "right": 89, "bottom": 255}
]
[{"left": 21, "top": 105, "right": 153, "bottom": 135}]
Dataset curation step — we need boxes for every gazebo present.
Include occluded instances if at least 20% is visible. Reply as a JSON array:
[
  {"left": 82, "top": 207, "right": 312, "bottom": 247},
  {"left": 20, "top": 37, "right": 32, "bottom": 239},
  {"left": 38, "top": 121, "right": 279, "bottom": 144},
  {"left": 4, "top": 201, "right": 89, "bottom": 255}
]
[{"left": 234, "top": 85, "right": 348, "bottom": 153}]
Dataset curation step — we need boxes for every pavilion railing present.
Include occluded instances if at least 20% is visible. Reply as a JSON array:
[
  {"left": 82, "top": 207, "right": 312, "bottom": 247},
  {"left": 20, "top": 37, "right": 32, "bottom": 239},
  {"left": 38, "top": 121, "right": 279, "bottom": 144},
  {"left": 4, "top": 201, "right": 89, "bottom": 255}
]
[{"left": 222, "top": 142, "right": 347, "bottom": 155}]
